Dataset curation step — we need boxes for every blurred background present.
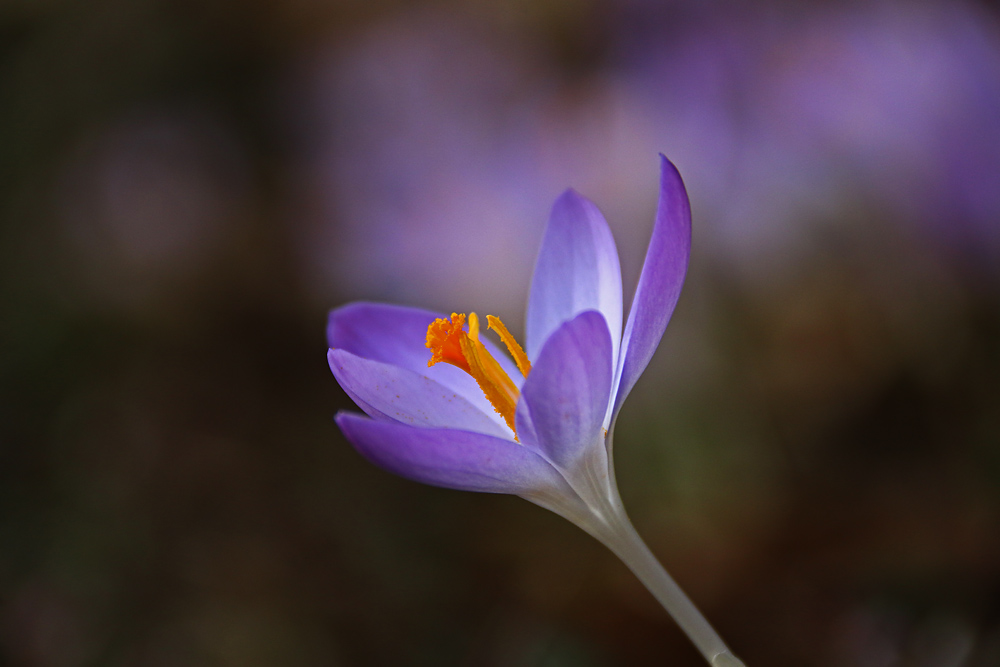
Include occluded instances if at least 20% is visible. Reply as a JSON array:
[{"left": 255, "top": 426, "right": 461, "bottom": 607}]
[{"left": 2, "top": 0, "right": 999, "bottom": 664}]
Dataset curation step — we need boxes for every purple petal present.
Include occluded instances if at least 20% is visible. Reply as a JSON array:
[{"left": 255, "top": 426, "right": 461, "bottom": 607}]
[
  {"left": 525, "top": 191, "right": 623, "bottom": 364},
  {"left": 611, "top": 156, "right": 692, "bottom": 419},
  {"left": 515, "top": 311, "right": 613, "bottom": 469},
  {"left": 329, "top": 349, "right": 512, "bottom": 438},
  {"left": 328, "top": 302, "right": 523, "bottom": 430},
  {"left": 336, "top": 412, "right": 571, "bottom": 494}
]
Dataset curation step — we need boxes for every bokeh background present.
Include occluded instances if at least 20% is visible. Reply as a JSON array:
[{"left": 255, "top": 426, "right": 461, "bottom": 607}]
[{"left": 3, "top": 0, "right": 1000, "bottom": 665}]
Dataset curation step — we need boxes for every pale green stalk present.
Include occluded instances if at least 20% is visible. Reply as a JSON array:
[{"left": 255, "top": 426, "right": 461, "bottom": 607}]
[{"left": 524, "top": 424, "right": 745, "bottom": 667}]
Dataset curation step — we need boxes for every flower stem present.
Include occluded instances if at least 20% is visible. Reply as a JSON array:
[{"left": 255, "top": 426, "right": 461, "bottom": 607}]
[
  {"left": 523, "top": 439, "right": 745, "bottom": 666},
  {"left": 596, "top": 511, "right": 745, "bottom": 667}
]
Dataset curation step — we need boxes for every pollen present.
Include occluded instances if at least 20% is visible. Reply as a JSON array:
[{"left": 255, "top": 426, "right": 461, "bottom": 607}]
[
  {"left": 486, "top": 315, "right": 531, "bottom": 378},
  {"left": 426, "top": 312, "right": 530, "bottom": 437},
  {"left": 426, "top": 313, "right": 470, "bottom": 373}
]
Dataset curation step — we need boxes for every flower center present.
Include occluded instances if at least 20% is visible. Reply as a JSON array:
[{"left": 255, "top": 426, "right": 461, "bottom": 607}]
[{"left": 426, "top": 313, "right": 531, "bottom": 436}]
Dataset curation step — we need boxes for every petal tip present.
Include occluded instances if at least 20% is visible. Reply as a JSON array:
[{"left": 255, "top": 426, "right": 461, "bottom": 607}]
[
  {"left": 334, "top": 410, "right": 361, "bottom": 431},
  {"left": 327, "top": 346, "right": 349, "bottom": 371},
  {"left": 553, "top": 187, "right": 590, "bottom": 209},
  {"left": 548, "top": 188, "right": 607, "bottom": 232},
  {"left": 659, "top": 153, "right": 684, "bottom": 185}
]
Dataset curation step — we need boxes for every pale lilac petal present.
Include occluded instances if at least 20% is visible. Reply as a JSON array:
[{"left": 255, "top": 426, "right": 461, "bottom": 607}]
[
  {"left": 515, "top": 311, "right": 613, "bottom": 469},
  {"left": 611, "top": 156, "right": 692, "bottom": 419},
  {"left": 328, "top": 302, "right": 523, "bottom": 430},
  {"left": 336, "top": 412, "right": 571, "bottom": 494},
  {"left": 329, "top": 349, "right": 512, "bottom": 438},
  {"left": 525, "top": 191, "right": 623, "bottom": 364},
  {"left": 328, "top": 302, "right": 524, "bottom": 384}
]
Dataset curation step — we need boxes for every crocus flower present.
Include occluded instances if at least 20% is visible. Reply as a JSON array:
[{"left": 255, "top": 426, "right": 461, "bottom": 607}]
[{"left": 328, "top": 156, "right": 744, "bottom": 667}]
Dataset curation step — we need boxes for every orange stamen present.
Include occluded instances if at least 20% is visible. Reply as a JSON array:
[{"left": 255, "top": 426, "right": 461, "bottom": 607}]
[
  {"left": 426, "top": 312, "right": 529, "bottom": 437},
  {"left": 426, "top": 313, "right": 470, "bottom": 373},
  {"left": 487, "top": 315, "right": 532, "bottom": 378}
]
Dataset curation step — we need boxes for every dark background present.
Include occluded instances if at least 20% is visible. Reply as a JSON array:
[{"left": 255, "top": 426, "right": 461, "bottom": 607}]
[{"left": 2, "top": 0, "right": 999, "bottom": 665}]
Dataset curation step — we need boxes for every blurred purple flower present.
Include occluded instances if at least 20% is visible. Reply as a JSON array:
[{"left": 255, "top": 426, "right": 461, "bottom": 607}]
[
  {"left": 294, "top": 1, "right": 1000, "bottom": 306},
  {"left": 326, "top": 157, "right": 744, "bottom": 666}
]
